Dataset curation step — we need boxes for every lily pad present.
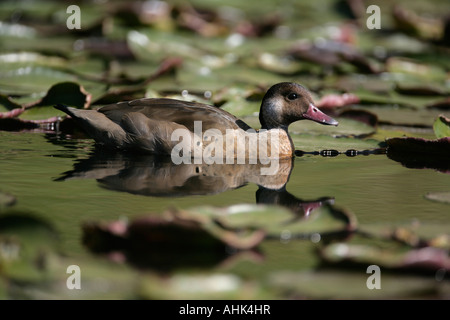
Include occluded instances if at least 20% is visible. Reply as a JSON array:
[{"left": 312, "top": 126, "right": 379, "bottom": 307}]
[
  {"left": 321, "top": 243, "right": 450, "bottom": 272},
  {"left": 385, "top": 57, "right": 447, "bottom": 82},
  {"left": 82, "top": 207, "right": 266, "bottom": 271},
  {"left": 361, "top": 221, "right": 450, "bottom": 250},
  {"left": 0, "top": 94, "right": 23, "bottom": 112},
  {"left": 18, "top": 82, "right": 91, "bottom": 120},
  {"left": 0, "top": 212, "right": 60, "bottom": 282},
  {"left": 433, "top": 115, "right": 450, "bottom": 138},
  {"left": 355, "top": 89, "right": 443, "bottom": 109},
  {"left": 0, "top": 191, "right": 16, "bottom": 208},
  {"left": 425, "top": 192, "right": 450, "bottom": 205},
  {"left": 269, "top": 269, "right": 448, "bottom": 299},
  {"left": 356, "top": 105, "right": 447, "bottom": 128},
  {"left": 194, "top": 203, "right": 357, "bottom": 237},
  {"left": 0, "top": 62, "right": 79, "bottom": 97},
  {"left": 386, "top": 136, "right": 450, "bottom": 173},
  {"left": 292, "top": 134, "right": 382, "bottom": 153},
  {"left": 140, "top": 272, "right": 270, "bottom": 300},
  {"left": 290, "top": 117, "right": 375, "bottom": 138}
]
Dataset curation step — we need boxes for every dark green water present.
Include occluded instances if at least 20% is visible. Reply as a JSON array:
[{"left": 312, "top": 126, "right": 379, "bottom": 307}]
[{"left": 0, "top": 130, "right": 449, "bottom": 298}]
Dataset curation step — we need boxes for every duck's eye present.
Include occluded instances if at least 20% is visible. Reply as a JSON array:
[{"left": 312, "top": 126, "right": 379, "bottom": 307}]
[{"left": 287, "top": 93, "right": 298, "bottom": 100}]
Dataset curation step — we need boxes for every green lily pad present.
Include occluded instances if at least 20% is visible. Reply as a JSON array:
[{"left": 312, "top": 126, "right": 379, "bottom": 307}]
[
  {"left": 3, "top": 253, "right": 139, "bottom": 299},
  {"left": 19, "top": 82, "right": 91, "bottom": 120},
  {"left": 292, "top": 134, "right": 382, "bottom": 152},
  {"left": 257, "top": 52, "right": 303, "bottom": 75},
  {"left": 386, "top": 57, "right": 447, "bottom": 82},
  {"left": 356, "top": 105, "right": 447, "bottom": 128},
  {"left": 0, "top": 52, "right": 68, "bottom": 69},
  {"left": 361, "top": 221, "right": 450, "bottom": 250},
  {"left": 433, "top": 115, "right": 450, "bottom": 138},
  {"left": 0, "top": 64, "right": 79, "bottom": 97},
  {"left": 140, "top": 272, "right": 271, "bottom": 300},
  {"left": 0, "top": 94, "right": 22, "bottom": 113},
  {"left": 194, "top": 203, "right": 356, "bottom": 237},
  {"left": 0, "top": 212, "right": 60, "bottom": 282},
  {"left": 355, "top": 89, "right": 443, "bottom": 109},
  {"left": 321, "top": 243, "right": 449, "bottom": 272},
  {"left": 290, "top": 117, "right": 375, "bottom": 137},
  {"left": 240, "top": 115, "right": 377, "bottom": 138},
  {"left": 127, "top": 30, "right": 204, "bottom": 62},
  {"left": 269, "top": 269, "right": 448, "bottom": 299}
]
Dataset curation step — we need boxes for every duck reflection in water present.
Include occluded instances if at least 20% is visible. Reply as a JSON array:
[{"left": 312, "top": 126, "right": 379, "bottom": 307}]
[
  {"left": 56, "top": 150, "right": 334, "bottom": 219},
  {"left": 56, "top": 151, "right": 338, "bottom": 270}
]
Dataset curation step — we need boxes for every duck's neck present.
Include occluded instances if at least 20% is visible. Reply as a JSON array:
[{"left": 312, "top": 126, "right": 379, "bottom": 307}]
[
  {"left": 258, "top": 110, "right": 294, "bottom": 158},
  {"left": 258, "top": 127, "right": 294, "bottom": 159}
]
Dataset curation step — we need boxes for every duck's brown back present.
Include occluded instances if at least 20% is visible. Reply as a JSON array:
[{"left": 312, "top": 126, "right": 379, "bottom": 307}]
[{"left": 98, "top": 98, "right": 252, "bottom": 134}]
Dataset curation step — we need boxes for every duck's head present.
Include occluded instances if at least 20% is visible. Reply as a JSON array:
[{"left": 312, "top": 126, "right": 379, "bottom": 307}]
[{"left": 259, "top": 82, "right": 338, "bottom": 130}]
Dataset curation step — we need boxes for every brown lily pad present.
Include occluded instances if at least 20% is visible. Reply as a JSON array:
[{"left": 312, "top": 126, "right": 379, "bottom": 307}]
[
  {"left": 386, "top": 136, "right": 450, "bottom": 173},
  {"left": 427, "top": 98, "right": 450, "bottom": 110},
  {"left": 288, "top": 39, "right": 379, "bottom": 74},
  {"left": 82, "top": 207, "right": 265, "bottom": 271}
]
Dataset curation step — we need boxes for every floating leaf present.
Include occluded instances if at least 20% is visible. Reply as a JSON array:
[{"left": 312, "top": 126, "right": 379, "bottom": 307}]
[
  {"left": 357, "top": 105, "right": 445, "bottom": 128},
  {"left": 17, "top": 82, "right": 91, "bottom": 120},
  {"left": 293, "top": 134, "right": 382, "bottom": 152},
  {"left": 427, "top": 98, "right": 450, "bottom": 110},
  {"left": 288, "top": 39, "right": 379, "bottom": 73},
  {"left": 433, "top": 115, "right": 450, "bottom": 138},
  {"left": 0, "top": 63, "right": 78, "bottom": 97},
  {"left": 290, "top": 117, "right": 376, "bottom": 138},
  {"left": 0, "top": 107, "right": 24, "bottom": 119},
  {"left": 0, "top": 213, "right": 59, "bottom": 282},
  {"left": 316, "top": 93, "right": 360, "bottom": 108},
  {"left": 257, "top": 52, "right": 302, "bottom": 75},
  {"left": 386, "top": 136, "right": 450, "bottom": 173},
  {"left": 269, "top": 269, "right": 444, "bottom": 299},
  {"left": 0, "top": 94, "right": 22, "bottom": 112},
  {"left": 140, "top": 272, "right": 270, "bottom": 300},
  {"left": 338, "top": 109, "right": 378, "bottom": 128},
  {"left": 0, "top": 190, "right": 16, "bottom": 208},
  {"left": 385, "top": 57, "right": 447, "bottom": 82},
  {"left": 425, "top": 192, "right": 450, "bottom": 205},
  {"left": 82, "top": 207, "right": 265, "bottom": 271},
  {"left": 392, "top": 6, "right": 444, "bottom": 41},
  {"left": 195, "top": 203, "right": 357, "bottom": 237},
  {"left": 395, "top": 83, "right": 447, "bottom": 96},
  {"left": 321, "top": 243, "right": 450, "bottom": 272},
  {"left": 24, "top": 82, "right": 91, "bottom": 109}
]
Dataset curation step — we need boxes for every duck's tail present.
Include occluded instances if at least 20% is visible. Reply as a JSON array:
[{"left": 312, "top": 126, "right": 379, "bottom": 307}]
[
  {"left": 54, "top": 104, "right": 127, "bottom": 148},
  {"left": 54, "top": 104, "right": 80, "bottom": 119},
  {"left": 53, "top": 103, "right": 95, "bottom": 121}
]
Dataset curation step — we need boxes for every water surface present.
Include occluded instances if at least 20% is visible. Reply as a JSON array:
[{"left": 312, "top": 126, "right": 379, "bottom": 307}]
[{"left": 0, "top": 130, "right": 449, "bottom": 298}]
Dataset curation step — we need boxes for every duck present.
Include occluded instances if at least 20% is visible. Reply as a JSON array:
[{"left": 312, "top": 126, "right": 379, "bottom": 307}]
[{"left": 55, "top": 82, "right": 338, "bottom": 160}]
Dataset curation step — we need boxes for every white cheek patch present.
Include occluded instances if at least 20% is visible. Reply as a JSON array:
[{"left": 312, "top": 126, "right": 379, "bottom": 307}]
[
  {"left": 268, "top": 98, "right": 284, "bottom": 121},
  {"left": 266, "top": 97, "right": 284, "bottom": 113}
]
